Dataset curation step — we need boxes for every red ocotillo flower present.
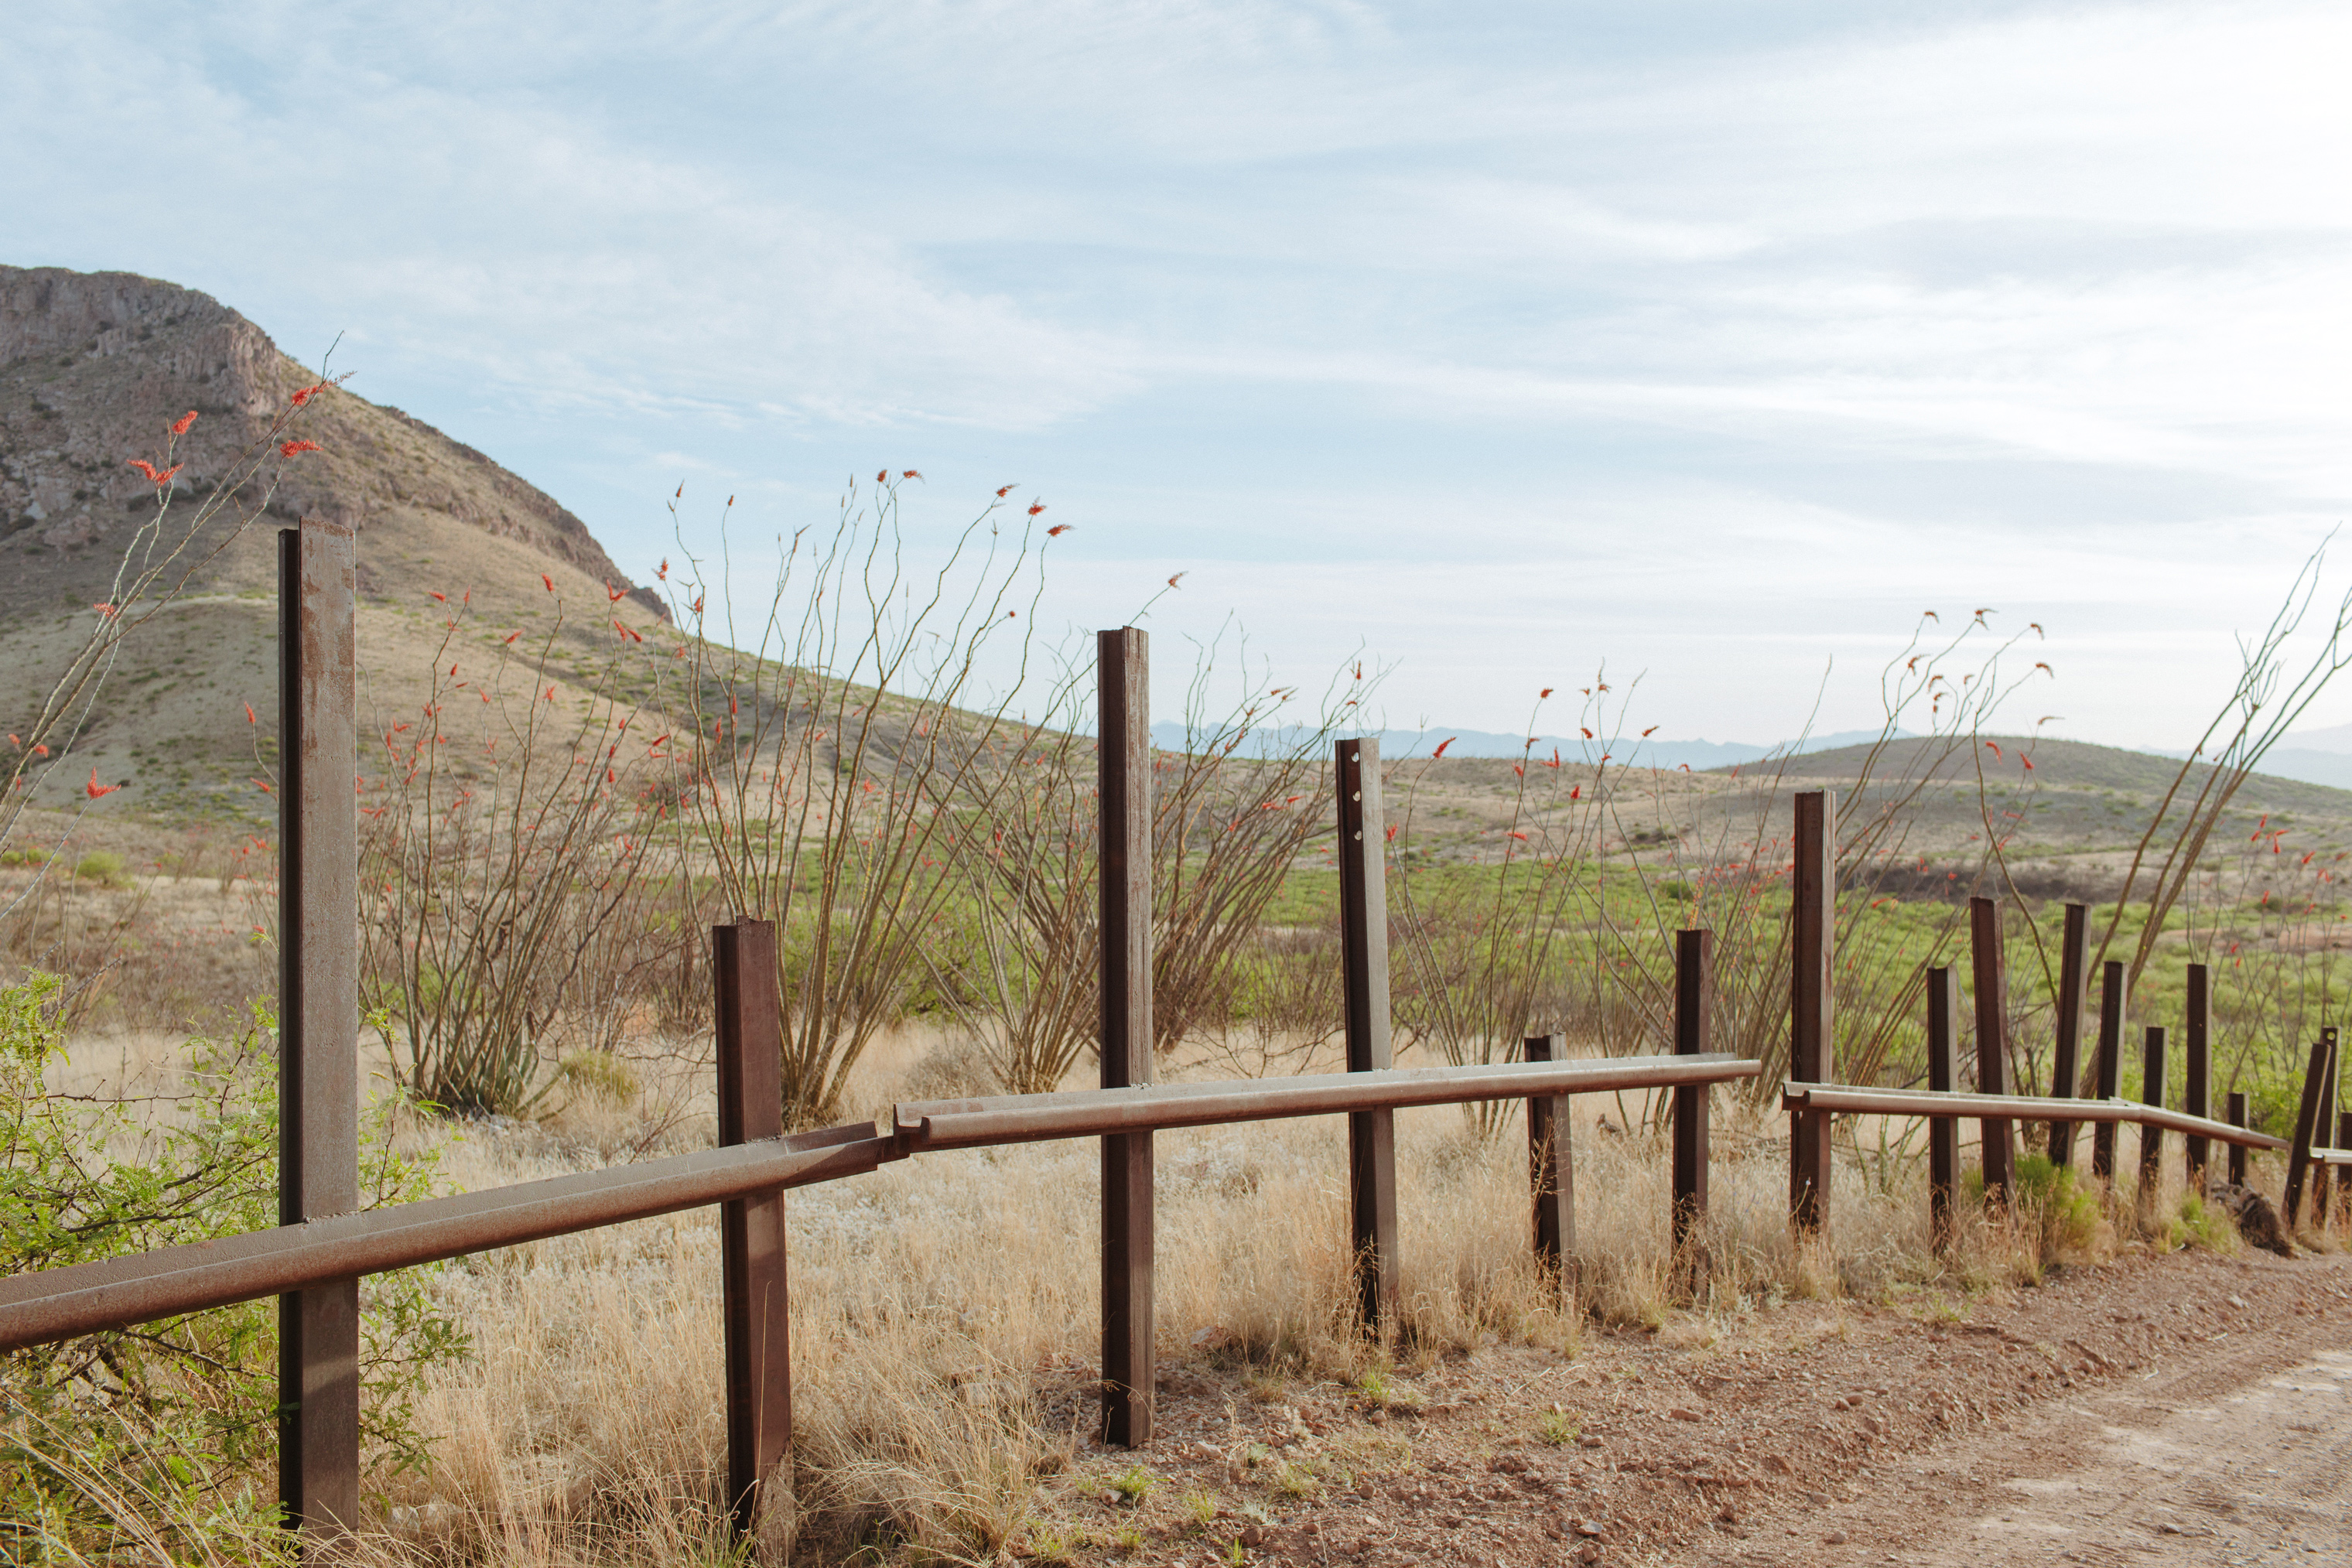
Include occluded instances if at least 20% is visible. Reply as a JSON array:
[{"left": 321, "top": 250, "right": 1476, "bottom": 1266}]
[
  {"left": 280, "top": 439, "right": 320, "bottom": 457},
  {"left": 170, "top": 409, "right": 199, "bottom": 435},
  {"left": 86, "top": 769, "right": 122, "bottom": 799},
  {"left": 1431, "top": 737, "right": 1455, "bottom": 759}
]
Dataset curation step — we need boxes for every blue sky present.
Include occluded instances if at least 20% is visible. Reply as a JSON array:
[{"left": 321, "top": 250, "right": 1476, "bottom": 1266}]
[{"left": 9, "top": 2, "right": 2351, "bottom": 747}]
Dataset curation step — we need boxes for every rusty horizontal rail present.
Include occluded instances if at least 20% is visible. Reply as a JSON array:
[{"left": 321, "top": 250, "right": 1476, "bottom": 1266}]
[
  {"left": 1780, "top": 1083, "right": 2289, "bottom": 1153},
  {"left": 0, "top": 1124, "right": 890, "bottom": 1355},
  {"left": 897, "top": 1054, "right": 1761, "bottom": 1152}
]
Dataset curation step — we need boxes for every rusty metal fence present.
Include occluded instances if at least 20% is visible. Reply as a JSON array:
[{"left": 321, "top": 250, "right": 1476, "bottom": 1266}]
[{"left": 2, "top": 521, "right": 2343, "bottom": 1553}]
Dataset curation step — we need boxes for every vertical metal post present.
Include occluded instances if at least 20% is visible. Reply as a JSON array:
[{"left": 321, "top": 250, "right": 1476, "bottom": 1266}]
[
  {"left": 1926, "top": 966, "right": 1959, "bottom": 1254},
  {"left": 2090, "top": 962, "right": 2125, "bottom": 1182},
  {"left": 2227, "top": 1091, "right": 2250, "bottom": 1188},
  {"left": 2283, "top": 1030, "right": 2333, "bottom": 1229},
  {"left": 1336, "top": 738, "right": 1398, "bottom": 1334},
  {"left": 1789, "top": 790, "right": 1835, "bottom": 1235},
  {"left": 2337, "top": 1112, "right": 2352, "bottom": 1229},
  {"left": 1524, "top": 1033, "right": 1575, "bottom": 1300},
  {"left": 2048, "top": 904, "right": 2088, "bottom": 1167},
  {"left": 277, "top": 521, "right": 360, "bottom": 1544},
  {"left": 2183, "top": 965, "right": 2211, "bottom": 1190},
  {"left": 1968, "top": 897, "right": 2014, "bottom": 1206},
  {"left": 1671, "top": 929, "right": 1711, "bottom": 1293},
  {"left": 715, "top": 919, "right": 789, "bottom": 1539},
  {"left": 2315, "top": 1043, "right": 2340, "bottom": 1232},
  {"left": 2137, "top": 1025, "right": 2167, "bottom": 1201},
  {"left": 1097, "top": 628, "right": 1154, "bottom": 1447}
]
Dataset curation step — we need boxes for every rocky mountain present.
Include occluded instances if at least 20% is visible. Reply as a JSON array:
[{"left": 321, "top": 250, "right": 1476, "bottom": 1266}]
[{"left": 2, "top": 265, "right": 672, "bottom": 818}]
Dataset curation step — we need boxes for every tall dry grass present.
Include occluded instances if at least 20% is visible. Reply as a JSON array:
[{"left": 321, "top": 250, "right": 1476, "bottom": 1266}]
[{"left": 311, "top": 1038, "right": 2220, "bottom": 1568}]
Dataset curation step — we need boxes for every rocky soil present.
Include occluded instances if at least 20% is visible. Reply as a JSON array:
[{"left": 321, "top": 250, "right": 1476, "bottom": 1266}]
[{"left": 1029, "top": 1245, "right": 2352, "bottom": 1567}]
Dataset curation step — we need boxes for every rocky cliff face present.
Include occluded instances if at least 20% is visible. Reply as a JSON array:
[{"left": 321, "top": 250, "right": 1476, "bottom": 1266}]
[{"left": 0, "top": 265, "right": 663, "bottom": 620}]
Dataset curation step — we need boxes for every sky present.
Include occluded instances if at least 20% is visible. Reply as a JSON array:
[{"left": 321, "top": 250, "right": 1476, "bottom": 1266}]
[{"left": 7, "top": 1, "right": 2352, "bottom": 749}]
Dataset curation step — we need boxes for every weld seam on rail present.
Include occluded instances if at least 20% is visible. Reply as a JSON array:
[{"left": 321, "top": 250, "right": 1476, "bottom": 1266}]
[{"left": 1780, "top": 1083, "right": 2291, "bottom": 1152}]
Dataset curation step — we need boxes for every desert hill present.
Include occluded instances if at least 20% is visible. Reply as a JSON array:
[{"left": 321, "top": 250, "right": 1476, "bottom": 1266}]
[
  {"left": 2, "top": 265, "right": 674, "bottom": 819},
  {"left": 1758, "top": 733, "right": 2352, "bottom": 818}
]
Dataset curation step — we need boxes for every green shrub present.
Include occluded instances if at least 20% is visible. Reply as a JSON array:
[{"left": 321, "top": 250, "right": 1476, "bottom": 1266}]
[
  {"left": 70, "top": 850, "right": 130, "bottom": 888},
  {"left": 2173, "top": 1191, "right": 2235, "bottom": 1252},
  {"left": 1971, "top": 1153, "right": 2101, "bottom": 1263},
  {"left": 0, "top": 974, "right": 470, "bottom": 1555}
]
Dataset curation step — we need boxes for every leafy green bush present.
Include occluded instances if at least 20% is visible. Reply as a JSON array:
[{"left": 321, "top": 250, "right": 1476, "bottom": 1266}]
[
  {"left": 0, "top": 973, "right": 469, "bottom": 1556},
  {"left": 70, "top": 850, "right": 129, "bottom": 888}
]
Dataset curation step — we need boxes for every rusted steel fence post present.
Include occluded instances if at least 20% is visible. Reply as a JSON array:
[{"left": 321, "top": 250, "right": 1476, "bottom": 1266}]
[
  {"left": 2227, "top": 1091, "right": 2250, "bottom": 1188},
  {"left": 2136, "top": 1025, "right": 2167, "bottom": 1203},
  {"left": 2316, "top": 1044, "right": 2341, "bottom": 1233},
  {"left": 1523, "top": 1033, "right": 1575, "bottom": 1300},
  {"left": 1926, "top": 966, "right": 1959, "bottom": 1253},
  {"left": 1790, "top": 790, "right": 1835, "bottom": 1235},
  {"left": 2283, "top": 1030, "right": 2334, "bottom": 1229},
  {"left": 2048, "top": 904, "right": 2088, "bottom": 1167},
  {"left": 2090, "top": 962, "right": 2125, "bottom": 1183},
  {"left": 2337, "top": 1112, "right": 2352, "bottom": 1228},
  {"left": 2183, "top": 965, "right": 2211, "bottom": 1189},
  {"left": 1097, "top": 628, "right": 1154, "bottom": 1447},
  {"left": 277, "top": 521, "right": 361, "bottom": 1544},
  {"left": 1336, "top": 738, "right": 1398, "bottom": 1333},
  {"left": 1672, "top": 928, "right": 1711, "bottom": 1294},
  {"left": 715, "top": 919, "right": 789, "bottom": 1539},
  {"left": 1968, "top": 897, "right": 2014, "bottom": 1206}
]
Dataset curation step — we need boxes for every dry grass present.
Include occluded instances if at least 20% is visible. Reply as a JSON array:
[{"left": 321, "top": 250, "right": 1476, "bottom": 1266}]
[
  {"left": 22, "top": 1014, "right": 2255, "bottom": 1567},
  {"left": 217, "top": 1038, "right": 2186, "bottom": 1567},
  {"left": 15, "top": 1009, "right": 2263, "bottom": 1568}
]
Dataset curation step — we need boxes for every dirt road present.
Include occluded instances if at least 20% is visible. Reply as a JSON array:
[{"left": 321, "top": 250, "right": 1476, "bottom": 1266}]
[
  {"left": 1045, "top": 1246, "right": 2352, "bottom": 1568},
  {"left": 1728, "top": 1270, "right": 2352, "bottom": 1566}
]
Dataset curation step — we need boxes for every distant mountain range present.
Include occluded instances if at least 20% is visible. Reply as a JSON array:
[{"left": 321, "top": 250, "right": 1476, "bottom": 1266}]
[
  {"left": 1148, "top": 723, "right": 1901, "bottom": 770},
  {"left": 1155, "top": 718, "right": 2352, "bottom": 795}
]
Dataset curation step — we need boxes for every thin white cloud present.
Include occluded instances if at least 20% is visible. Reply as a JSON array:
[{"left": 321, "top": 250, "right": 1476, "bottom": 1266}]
[{"left": 6, "top": 1, "right": 2351, "bottom": 745}]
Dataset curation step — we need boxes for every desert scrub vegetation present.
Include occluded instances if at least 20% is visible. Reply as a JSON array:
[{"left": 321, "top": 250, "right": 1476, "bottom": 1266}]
[
  {"left": 3, "top": 475, "right": 2349, "bottom": 1562},
  {"left": 0, "top": 973, "right": 467, "bottom": 1557}
]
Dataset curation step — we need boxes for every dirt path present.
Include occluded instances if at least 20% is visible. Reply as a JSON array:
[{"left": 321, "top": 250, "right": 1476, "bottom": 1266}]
[
  {"left": 1039, "top": 1246, "right": 2352, "bottom": 1568},
  {"left": 1729, "top": 1279, "right": 2352, "bottom": 1566}
]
